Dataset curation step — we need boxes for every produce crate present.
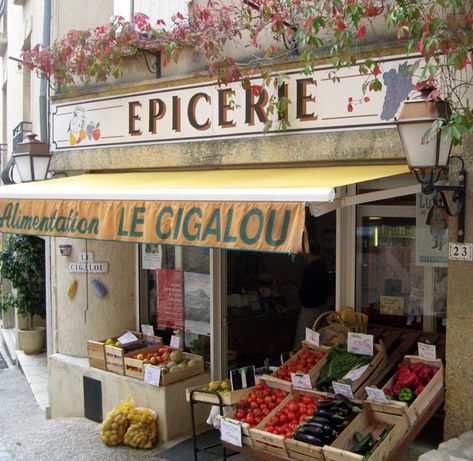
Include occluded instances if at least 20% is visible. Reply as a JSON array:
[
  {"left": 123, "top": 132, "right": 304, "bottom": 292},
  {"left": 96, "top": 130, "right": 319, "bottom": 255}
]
[
  {"left": 382, "top": 355, "right": 444, "bottom": 425},
  {"left": 267, "top": 342, "right": 329, "bottom": 388},
  {"left": 186, "top": 385, "right": 251, "bottom": 405},
  {"left": 323, "top": 401, "right": 410, "bottom": 461},
  {"left": 221, "top": 376, "right": 292, "bottom": 447},
  {"left": 142, "top": 334, "right": 163, "bottom": 347},
  {"left": 124, "top": 346, "right": 204, "bottom": 383},
  {"left": 250, "top": 387, "right": 326, "bottom": 458},
  {"left": 314, "top": 343, "right": 387, "bottom": 394},
  {"left": 87, "top": 330, "right": 142, "bottom": 371}
]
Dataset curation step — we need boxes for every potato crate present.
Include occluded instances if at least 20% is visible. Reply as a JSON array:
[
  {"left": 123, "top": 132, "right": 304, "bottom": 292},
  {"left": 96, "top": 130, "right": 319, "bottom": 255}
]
[
  {"left": 266, "top": 341, "right": 329, "bottom": 388},
  {"left": 221, "top": 376, "right": 292, "bottom": 448},
  {"left": 87, "top": 330, "right": 142, "bottom": 371},
  {"left": 186, "top": 385, "right": 251, "bottom": 406},
  {"left": 382, "top": 355, "right": 444, "bottom": 426},
  {"left": 323, "top": 401, "right": 410, "bottom": 461},
  {"left": 250, "top": 387, "right": 327, "bottom": 458},
  {"left": 314, "top": 343, "right": 387, "bottom": 394}
]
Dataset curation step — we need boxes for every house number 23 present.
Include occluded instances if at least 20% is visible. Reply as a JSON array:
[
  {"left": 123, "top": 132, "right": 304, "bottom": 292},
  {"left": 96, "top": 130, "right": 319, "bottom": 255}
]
[{"left": 449, "top": 243, "right": 473, "bottom": 261}]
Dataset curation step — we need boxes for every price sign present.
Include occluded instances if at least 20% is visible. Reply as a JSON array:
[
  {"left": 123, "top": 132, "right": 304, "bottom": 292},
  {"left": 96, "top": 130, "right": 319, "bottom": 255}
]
[
  {"left": 290, "top": 373, "right": 312, "bottom": 389},
  {"left": 418, "top": 342, "right": 437, "bottom": 361},
  {"left": 449, "top": 242, "right": 473, "bottom": 261},
  {"left": 365, "top": 387, "right": 389, "bottom": 404},
  {"left": 347, "top": 332, "right": 374, "bottom": 356},
  {"left": 117, "top": 331, "right": 138, "bottom": 345},
  {"left": 220, "top": 419, "right": 243, "bottom": 447},
  {"left": 170, "top": 335, "right": 181, "bottom": 349},
  {"left": 144, "top": 364, "right": 161, "bottom": 387},
  {"left": 141, "top": 324, "right": 155, "bottom": 336},
  {"left": 343, "top": 364, "right": 369, "bottom": 382},
  {"left": 332, "top": 382, "right": 354, "bottom": 399},
  {"left": 305, "top": 328, "right": 320, "bottom": 347}
]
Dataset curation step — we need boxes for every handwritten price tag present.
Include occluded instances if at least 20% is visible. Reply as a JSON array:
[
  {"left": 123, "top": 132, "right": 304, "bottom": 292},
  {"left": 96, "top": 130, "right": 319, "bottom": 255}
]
[
  {"left": 117, "top": 331, "right": 138, "bottom": 345},
  {"left": 144, "top": 364, "right": 161, "bottom": 387},
  {"left": 305, "top": 328, "right": 320, "bottom": 347},
  {"left": 220, "top": 419, "right": 243, "bottom": 447},
  {"left": 347, "top": 332, "right": 374, "bottom": 356},
  {"left": 365, "top": 387, "right": 389, "bottom": 404},
  {"left": 141, "top": 324, "right": 155, "bottom": 336},
  {"left": 343, "top": 364, "right": 369, "bottom": 382},
  {"left": 332, "top": 382, "right": 354, "bottom": 399},
  {"left": 290, "top": 373, "right": 312, "bottom": 389},
  {"left": 170, "top": 335, "right": 181, "bottom": 349},
  {"left": 418, "top": 342, "right": 437, "bottom": 361}
]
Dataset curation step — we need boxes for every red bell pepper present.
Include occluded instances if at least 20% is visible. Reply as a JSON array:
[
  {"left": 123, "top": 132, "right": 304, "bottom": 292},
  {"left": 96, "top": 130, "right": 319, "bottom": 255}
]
[
  {"left": 396, "top": 371, "right": 418, "bottom": 388},
  {"left": 410, "top": 362, "right": 427, "bottom": 374},
  {"left": 391, "top": 383, "right": 402, "bottom": 398},
  {"left": 415, "top": 384, "right": 425, "bottom": 397},
  {"left": 418, "top": 366, "right": 433, "bottom": 383}
]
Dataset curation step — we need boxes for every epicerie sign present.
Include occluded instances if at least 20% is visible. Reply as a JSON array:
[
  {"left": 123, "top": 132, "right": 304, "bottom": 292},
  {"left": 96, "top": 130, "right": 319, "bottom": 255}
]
[{"left": 69, "top": 251, "right": 109, "bottom": 273}]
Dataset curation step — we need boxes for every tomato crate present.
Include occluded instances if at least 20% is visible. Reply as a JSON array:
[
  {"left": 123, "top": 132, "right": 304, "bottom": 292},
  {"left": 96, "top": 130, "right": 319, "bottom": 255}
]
[
  {"left": 221, "top": 376, "right": 292, "bottom": 447},
  {"left": 381, "top": 355, "right": 444, "bottom": 426},
  {"left": 267, "top": 342, "right": 329, "bottom": 388},
  {"left": 250, "top": 387, "right": 327, "bottom": 458},
  {"left": 87, "top": 330, "right": 143, "bottom": 371},
  {"left": 323, "top": 401, "right": 410, "bottom": 461},
  {"left": 314, "top": 343, "right": 387, "bottom": 394}
]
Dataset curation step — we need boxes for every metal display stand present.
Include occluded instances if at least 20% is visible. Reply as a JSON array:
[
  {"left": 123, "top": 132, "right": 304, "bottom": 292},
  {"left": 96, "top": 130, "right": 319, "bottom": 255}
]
[{"left": 189, "top": 388, "right": 234, "bottom": 461}]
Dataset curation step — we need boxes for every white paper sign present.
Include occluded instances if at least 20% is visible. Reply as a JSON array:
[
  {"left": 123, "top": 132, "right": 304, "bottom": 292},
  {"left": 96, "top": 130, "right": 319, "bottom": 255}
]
[
  {"left": 343, "top": 364, "right": 369, "bottom": 382},
  {"left": 117, "top": 331, "right": 138, "bottom": 345},
  {"left": 365, "top": 387, "right": 389, "bottom": 404},
  {"left": 449, "top": 242, "right": 473, "bottom": 261},
  {"left": 220, "top": 419, "right": 243, "bottom": 447},
  {"left": 305, "top": 328, "right": 320, "bottom": 347},
  {"left": 170, "top": 335, "right": 181, "bottom": 349},
  {"left": 144, "top": 364, "right": 161, "bottom": 387},
  {"left": 290, "top": 373, "right": 312, "bottom": 389},
  {"left": 418, "top": 342, "right": 437, "bottom": 361},
  {"left": 142, "top": 244, "right": 163, "bottom": 269},
  {"left": 332, "top": 382, "right": 354, "bottom": 399},
  {"left": 141, "top": 324, "right": 155, "bottom": 336},
  {"left": 347, "top": 332, "right": 374, "bottom": 356}
]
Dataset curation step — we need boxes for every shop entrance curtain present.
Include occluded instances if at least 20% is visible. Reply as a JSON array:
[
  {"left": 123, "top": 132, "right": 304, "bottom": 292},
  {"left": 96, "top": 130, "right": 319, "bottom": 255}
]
[{"left": 0, "top": 165, "right": 408, "bottom": 253}]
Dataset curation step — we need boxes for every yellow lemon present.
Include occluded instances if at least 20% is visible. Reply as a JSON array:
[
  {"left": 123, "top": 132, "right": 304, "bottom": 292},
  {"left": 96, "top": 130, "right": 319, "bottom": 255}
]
[{"left": 69, "top": 131, "right": 77, "bottom": 145}]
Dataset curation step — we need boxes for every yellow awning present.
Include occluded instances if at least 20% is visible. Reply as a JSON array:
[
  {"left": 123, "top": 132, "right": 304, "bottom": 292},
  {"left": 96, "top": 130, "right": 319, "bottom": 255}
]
[{"left": 0, "top": 164, "right": 409, "bottom": 253}]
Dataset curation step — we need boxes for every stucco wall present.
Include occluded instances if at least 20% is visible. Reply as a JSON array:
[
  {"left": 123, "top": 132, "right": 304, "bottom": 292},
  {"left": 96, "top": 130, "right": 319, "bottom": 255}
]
[{"left": 51, "top": 237, "right": 137, "bottom": 357}]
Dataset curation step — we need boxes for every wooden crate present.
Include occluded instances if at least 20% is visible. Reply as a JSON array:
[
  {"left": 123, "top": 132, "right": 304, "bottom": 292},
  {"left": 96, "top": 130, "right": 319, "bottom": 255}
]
[
  {"left": 142, "top": 334, "right": 163, "bottom": 347},
  {"left": 221, "top": 376, "right": 292, "bottom": 447},
  {"left": 124, "top": 344, "right": 163, "bottom": 379},
  {"left": 382, "top": 355, "right": 444, "bottom": 425},
  {"left": 87, "top": 330, "right": 142, "bottom": 371},
  {"left": 250, "top": 387, "right": 327, "bottom": 458},
  {"left": 314, "top": 343, "right": 387, "bottom": 394},
  {"left": 267, "top": 342, "right": 330, "bottom": 388},
  {"left": 186, "top": 385, "right": 251, "bottom": 405},
  {"left": 323, "top": 401, "right": 410, "bottom": 461}
]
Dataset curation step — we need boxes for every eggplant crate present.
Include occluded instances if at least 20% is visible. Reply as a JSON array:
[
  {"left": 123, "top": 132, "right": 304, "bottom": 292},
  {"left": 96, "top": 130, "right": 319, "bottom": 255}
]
[
  {"left": 381, "top": 355, "right": 444, "bottom": 426},
  {"left": 323, "top": 401, "right": 410, "bottom": 461},
  {"left": 221, "top": 376, "right": 292, "bottom": 448}
]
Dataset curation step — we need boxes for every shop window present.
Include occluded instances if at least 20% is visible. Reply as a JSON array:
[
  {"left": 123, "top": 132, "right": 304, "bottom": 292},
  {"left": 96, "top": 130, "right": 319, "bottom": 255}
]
[
  {"left": 356, "top": 198, "right": 447, "bottom": 333},
  {"left": 113, "top": 0, "right": 190, "bottom": 27},
  {"left": 142, "top": 245, "right": 210, "bottom": 358}
]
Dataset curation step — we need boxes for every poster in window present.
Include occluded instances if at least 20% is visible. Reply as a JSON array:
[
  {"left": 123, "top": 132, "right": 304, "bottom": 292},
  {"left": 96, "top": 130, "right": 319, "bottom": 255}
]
[
  {"left": 142, "top": 244, "right": 162, "bottom": 270},
  {"left": 415, "top": 193, "right": 448, "bottom": 267},
  {"left": 157, "top": 269, "right": 184, "bottom": 330},
  {"left": 184, "top": 272, "right": 211, "bottom": 336}
]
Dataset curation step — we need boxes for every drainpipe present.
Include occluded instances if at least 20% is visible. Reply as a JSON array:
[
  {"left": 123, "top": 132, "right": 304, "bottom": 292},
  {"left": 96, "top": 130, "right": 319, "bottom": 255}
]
[{"left": 39, "top": 0, "right": 50, "bottom": 142}]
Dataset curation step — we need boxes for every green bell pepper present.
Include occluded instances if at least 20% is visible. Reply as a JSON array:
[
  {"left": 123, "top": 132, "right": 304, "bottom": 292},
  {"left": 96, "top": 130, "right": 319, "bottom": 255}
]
[{"left": 398, "top": 387, "right": 414, "bottom": 402}]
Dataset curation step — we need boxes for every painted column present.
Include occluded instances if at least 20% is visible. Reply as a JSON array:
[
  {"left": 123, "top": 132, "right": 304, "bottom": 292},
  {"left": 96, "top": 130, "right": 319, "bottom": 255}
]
[
  {"left": 444, "top": 136, "right": 473, "bottom": 439},
  {"left": 51, "top": 238, "right": 137, "bottom": 357}
]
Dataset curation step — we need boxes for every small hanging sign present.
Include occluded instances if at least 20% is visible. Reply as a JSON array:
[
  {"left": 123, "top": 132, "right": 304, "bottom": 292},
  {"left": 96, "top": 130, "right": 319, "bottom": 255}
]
[
  {"left": 290, "top": 373, "right": 312, "bottom": 389},
  {"left": 332, "top": 382, "right": 354, "bottom": 399},
  {"left": 144, "top": 364, "right": 161, "bottom": 387},
  {"left": 170, "top": 335, "right": 181, "bottom": 350},
  {"left": 141, "top": 324, "right": 155, "bottom": 336},
  {"left": 347, "top": 332, "right": 374, "bottom": 356},
  {"left": 117, "top": 331, "right": 138, "bottom": 345},
  {"left": 220, "top": 419, "right": 242, "bottom": 447},
  {"left": 365, "top": 387, "right": 389, "bottom": 404},
  {"left": 305, "top": 328, "right": 320, "bottom": 347}
]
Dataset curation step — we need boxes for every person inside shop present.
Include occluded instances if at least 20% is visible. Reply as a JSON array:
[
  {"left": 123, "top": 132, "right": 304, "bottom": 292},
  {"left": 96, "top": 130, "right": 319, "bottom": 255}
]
[
  {"left": 293, "top": 241, "right": 330, "bottom": 349},
  {"left": 258, "top": 272, "right": 286, "bottom": 313}
]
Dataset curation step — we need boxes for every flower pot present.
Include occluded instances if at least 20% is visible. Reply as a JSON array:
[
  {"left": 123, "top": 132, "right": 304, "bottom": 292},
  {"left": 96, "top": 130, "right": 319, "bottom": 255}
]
[
  {"left": 59, "top": 244, "right": 72, "bottom": 256},
  {"left": 18, "top": 326, "right": 45, "bottom": 355}
]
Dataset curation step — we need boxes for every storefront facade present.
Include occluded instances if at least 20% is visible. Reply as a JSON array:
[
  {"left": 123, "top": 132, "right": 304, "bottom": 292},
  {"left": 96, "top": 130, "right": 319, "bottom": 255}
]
[{"left": 2, "top": 0, "right": 473, "bottom": 445}]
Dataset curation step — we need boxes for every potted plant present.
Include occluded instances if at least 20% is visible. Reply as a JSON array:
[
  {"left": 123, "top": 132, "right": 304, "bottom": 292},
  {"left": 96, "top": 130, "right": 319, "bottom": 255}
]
[{"left": 0, "top": 234, "right": 46, "bottom": 354}]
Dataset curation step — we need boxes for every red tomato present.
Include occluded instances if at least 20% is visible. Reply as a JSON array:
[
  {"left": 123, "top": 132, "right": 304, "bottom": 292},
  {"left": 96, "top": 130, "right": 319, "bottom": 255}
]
[{"left": 286, "top": 411, "right": 297, "bottom": 422}]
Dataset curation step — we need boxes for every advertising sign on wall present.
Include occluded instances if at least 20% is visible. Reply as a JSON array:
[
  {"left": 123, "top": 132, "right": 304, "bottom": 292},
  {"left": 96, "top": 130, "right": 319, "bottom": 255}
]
[
  {"left": 415, "top": 193, "right": 448, "bottom": 267},
  {"left": 184, "top": 272, "right": 211, "bottom": 336},
  {"left": 157, "top": 269, "right": 184, "bottom": 330}
]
